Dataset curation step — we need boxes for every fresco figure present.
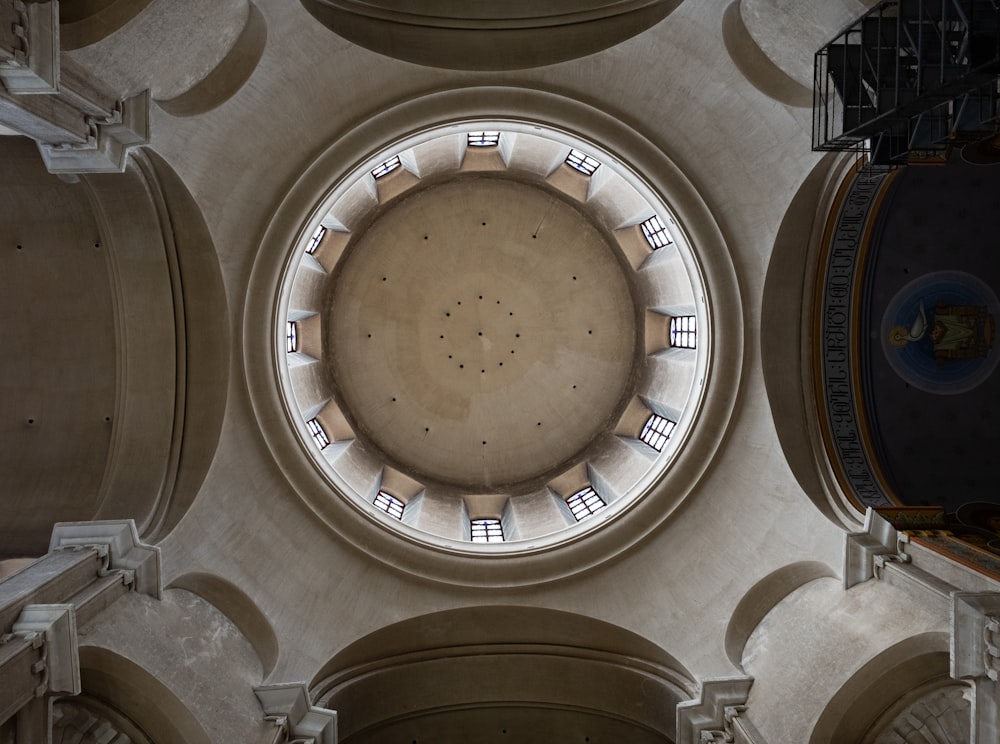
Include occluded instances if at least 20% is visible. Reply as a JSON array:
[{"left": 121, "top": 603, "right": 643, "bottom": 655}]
[
  {"left": 882, "top": 270, "right": 998, "bottom": 393},
  {"left": 888, "top": 302, "right": 927, "bottom": 345},
  {"left": 928, "top": 303, "right": 993, "bottom": 360},
  {"left": 889, "top": 301, "right": 993, "bottom": 362}
]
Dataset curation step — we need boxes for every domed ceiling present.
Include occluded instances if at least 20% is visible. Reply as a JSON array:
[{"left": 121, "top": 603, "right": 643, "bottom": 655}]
[
  {"left": 277, "top": 122, "right": 709, "bottom": 550},
  {"left": 864, "top": 156, "right": 1000, "bottom": 515},
  {"left": 297, "top": 0, "right": 683, "bottom": 70},
  {"left": 327, "top": 175, "right": 637, "bottom": 491}
]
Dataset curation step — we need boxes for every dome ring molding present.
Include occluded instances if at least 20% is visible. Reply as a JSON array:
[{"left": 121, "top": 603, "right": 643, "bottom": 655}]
[{"left": 244, "top": 86, "right": 744, "bottom": 587}]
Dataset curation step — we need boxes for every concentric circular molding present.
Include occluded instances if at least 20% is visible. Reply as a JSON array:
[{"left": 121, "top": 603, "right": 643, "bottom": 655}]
[
  {"left": 298, "top": 0, "right": 683, "bottom": 70},
  {"left": 245, "top": 87, "right": 743, "bottom": 587},
  {"left": 289, "top": 128, "right": 698, "bottom": 544}
]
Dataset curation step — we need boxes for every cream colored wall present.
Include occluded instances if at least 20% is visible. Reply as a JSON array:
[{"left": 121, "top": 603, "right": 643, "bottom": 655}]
[
  {"left": 1, "top": 0, "right": 982, "bottom": 741},
  {"left": 0, "top": 137, "right": 115, "bottom": 556},
  {"left": 150, "top": 0, "right": 847, "bottom": 717}
]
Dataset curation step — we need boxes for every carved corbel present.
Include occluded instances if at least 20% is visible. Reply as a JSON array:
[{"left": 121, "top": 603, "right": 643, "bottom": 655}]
[
  {"left": 0, "top": 0, "right": 58, "bottom": 93},
  {"left": 952, "top": 592, "right": 1000, "bottom": 743},
  {"left": 0, "top": 604, "right": 80, "bottom": 738},
  {"left": 844, "top": 507, "right": 909, "bottom": 588},
  {"left": 255, "top": 683, "right": 337, "bottom": 744},
  {"left": 0, "top": 0, "right": 150, "bottom": 174},
  {"left": 676, "top": 677, "right": 753, "bottom": 744},
  {"left": 37, "top": 89, "right": 150, "bottom": 174},
  {"left": 10, "top": 604, "right": 80, "bottom": 697},
  {"left": 953, "top": 593, "right": 1000, "bottom": 682},
  {"left": 50, "top": 519, "right": 161, "bottom": 599}
]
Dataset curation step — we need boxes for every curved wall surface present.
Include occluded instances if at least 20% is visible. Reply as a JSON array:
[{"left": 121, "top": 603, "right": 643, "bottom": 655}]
[
  {"left": 298, "top": 0, "right": 683, "bottom": 70},
  {"left": 0, "top": 136, "right": 116, "bottom": 556}
]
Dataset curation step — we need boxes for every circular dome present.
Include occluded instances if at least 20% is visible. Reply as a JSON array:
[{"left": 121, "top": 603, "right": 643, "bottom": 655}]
[
  {"left": 327, "top": 176, "right": 637, "bottom": 490},
  {"left": 246, "top": 87, "right": 743, "bottom": 586},
  {"left": 280, "top": 120, "right": 707, "bottom": 548}
]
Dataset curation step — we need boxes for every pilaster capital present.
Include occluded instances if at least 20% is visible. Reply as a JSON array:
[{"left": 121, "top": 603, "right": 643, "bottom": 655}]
[
  {"left": 50, "top": 519, "right": 161, "bottom": 599},
  {"left": 255, "top": 683, "right": 337, "bottom": 744},
  {"left": 844, "top": 507, "right": 909, "bottom": 588},
  {"left": 952, "top": 592, "right": 1000, "bottom": 682},
  {"left": 0, "top": 0, "right": 58, "bottom": 93},
  {"left": 11, "top": 603, "right": 80, "bottom": 696},
  {"left": 676, "top": 676, "right": 753, "bottom": 744},
  {"left": 37, "top": 89, "right": 150, "bottom": 174}
]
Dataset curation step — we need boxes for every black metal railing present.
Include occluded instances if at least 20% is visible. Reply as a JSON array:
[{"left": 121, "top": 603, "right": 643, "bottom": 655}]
[{"left": 814, "top": 0, "right": 1000, "bottom": 164}]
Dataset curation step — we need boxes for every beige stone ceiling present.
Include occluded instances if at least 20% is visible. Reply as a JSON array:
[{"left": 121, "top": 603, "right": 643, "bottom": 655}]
[
  {"left": 328, "top": 176, "right": 636, "bottom": 490},
  {"left": 278, "top": 120, "right": 708, "bottom": 549}
]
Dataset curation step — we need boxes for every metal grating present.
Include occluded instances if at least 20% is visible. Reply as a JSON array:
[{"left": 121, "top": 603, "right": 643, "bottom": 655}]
[
  {"left": 305, "top": 225, "right": 327, "bottom": 255},
  {"left": 566, "top": 486, "right": 607, "bottom": 521},
  {"left": 306, "top": 418, "right": 330, "bottom": 449},
  {"left": 670, "top": 316, "right": 697, "bottom": 349},
  {"left": 374, "top": 491, "right": 405, "bottom": 520},
  {"left": 640, "top": 414, "right": 676, "bottom": 452},
  {"left": 565, "top": 148, "right": 601, "bottom": 175},
  {"left": 371, "top": 155, "right": 402, "bottom": 179},
  {"left": 468, "top": 131, "right": 501, "bottom": 147},
  {"left": 640, "top": 215, "right": 673, "bottom": 249},
  {"left": 470, "top": 518, "right": 504, "bottom": 543}
]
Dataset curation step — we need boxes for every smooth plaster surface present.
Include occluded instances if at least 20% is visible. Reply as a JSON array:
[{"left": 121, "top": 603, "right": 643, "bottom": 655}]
[
  {"left": 328, "top": 176, "right": 636, "bottom": 490},
  {"left": 2, "top": 0, "right": 990, "bottom": 739}
]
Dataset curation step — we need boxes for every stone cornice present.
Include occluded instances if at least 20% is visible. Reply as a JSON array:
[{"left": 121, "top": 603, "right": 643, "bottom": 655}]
[
  {"left": 50, "top": 520, "right": 161, "bottom": 599},
  {"left": 256, "top": 683, "right": 337, "bottom": 744},
  {"left": 676, "top": 676, "right": 753, "bottom": 744}
]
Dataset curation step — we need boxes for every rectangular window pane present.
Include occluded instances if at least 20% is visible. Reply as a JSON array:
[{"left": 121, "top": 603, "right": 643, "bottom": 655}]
[{"left": 640, "top": 215, "right": 673, "bottom": 250}]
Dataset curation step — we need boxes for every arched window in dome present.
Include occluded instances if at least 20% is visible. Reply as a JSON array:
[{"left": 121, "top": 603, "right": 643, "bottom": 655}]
[
  {"left": 640, "top": 215, "right": 673, "bottom": 249},
  {"left": 371, "top": 155, "right": 401, "bottom": 179},
  {"left": 470, "top": 518, "right": 504, "bottom": 543},
  {"left": 305, "top": 225, "right": 326, "bottom": 255},
  {"left": 285, "top": 321, "right": 298, "bottom": 353},
  {"left": 468, "top": 131, "right": 500, "bottom": 147},
  {"left": 305, "top": 418, "right": 330, "bottom": 449},
  {"left": 274, "top": 116, "right": 714, "bottom": 558},
  {"left": 566, "top": 486, "right": 607, "bottom": 521},
  {"left": 640, "top": 414, "right": 676, "bottom": 452},
  {"left": 670, "top": 316, "right": 697, "bottom": 349},
  {"left": 565, "top": 148, "right": 600, "bottom": 175},
  {"left": 374, "top": 490, "right": 405, "bottom": 520}
]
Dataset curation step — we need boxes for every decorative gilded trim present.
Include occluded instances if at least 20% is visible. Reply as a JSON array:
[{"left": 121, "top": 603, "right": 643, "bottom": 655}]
[{"left": 814, "top": 166, "right": 899, "bottom": 510}]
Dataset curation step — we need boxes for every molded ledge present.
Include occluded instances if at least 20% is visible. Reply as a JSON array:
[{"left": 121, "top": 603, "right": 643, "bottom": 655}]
[
  {"left": 38, "top": 90, "right": 150, "bottom": 174},
  {"left": 676, "top": 676, "right": 753, "bottom": 744},
  {"left": 11, "top": 603, "right": 80, "bottom": 695},
  {"left": 49, "top": 520, "right": 161, "bottom": 599},
  {"left": 0, "top": 1, "right": 59, "bottom": 93},
  {"left": 844, "top": 508, "right": 905, "bottom": 589},
  {"left": 255, "top": 683, "right": 337, "bottom": 744},
  {"left": 952, "top": 592, "right": 1000, "bottom": 681}
]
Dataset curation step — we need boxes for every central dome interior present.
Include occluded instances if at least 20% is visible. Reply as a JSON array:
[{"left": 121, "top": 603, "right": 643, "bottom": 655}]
[
  {"left": 328, "top": 175, "right": 637, "bottom": 491},
  {"left": 279, "top": 121, "right": 707, "bottom": 548}
]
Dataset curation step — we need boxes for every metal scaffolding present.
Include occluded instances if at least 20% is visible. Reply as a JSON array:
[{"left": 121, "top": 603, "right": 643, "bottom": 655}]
[{"left": 814, "top": 0, "right": 1000, "bottom": 164}]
